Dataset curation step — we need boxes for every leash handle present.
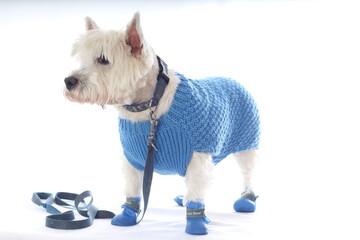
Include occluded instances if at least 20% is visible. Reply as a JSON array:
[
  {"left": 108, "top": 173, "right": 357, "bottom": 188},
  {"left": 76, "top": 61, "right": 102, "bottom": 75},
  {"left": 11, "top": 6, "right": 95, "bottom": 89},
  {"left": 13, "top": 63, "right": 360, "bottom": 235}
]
[{"left": 32, "top": 191, "right": 115, "bottom": 230}]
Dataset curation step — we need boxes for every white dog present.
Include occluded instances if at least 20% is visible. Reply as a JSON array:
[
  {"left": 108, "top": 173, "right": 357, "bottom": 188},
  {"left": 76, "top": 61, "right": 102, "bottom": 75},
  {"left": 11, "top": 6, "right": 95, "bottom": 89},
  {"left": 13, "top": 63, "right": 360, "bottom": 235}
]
[{"left": 64, "top": 12, "right": 260, "bottom": 235}]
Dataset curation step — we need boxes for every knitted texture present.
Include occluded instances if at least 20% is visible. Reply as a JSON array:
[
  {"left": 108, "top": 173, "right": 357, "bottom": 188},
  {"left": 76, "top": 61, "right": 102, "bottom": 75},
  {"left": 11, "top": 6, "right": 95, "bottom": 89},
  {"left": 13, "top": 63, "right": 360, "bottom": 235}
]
[{"left": 118, "top": 73, "right": 260, "bottom": 176}]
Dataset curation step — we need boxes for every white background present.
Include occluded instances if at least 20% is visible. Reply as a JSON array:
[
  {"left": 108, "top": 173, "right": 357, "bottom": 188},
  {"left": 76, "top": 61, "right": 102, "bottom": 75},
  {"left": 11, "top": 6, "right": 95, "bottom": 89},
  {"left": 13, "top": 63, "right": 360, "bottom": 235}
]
[{"left": 0, "top": 0, "right": 359, "bottom": 239}]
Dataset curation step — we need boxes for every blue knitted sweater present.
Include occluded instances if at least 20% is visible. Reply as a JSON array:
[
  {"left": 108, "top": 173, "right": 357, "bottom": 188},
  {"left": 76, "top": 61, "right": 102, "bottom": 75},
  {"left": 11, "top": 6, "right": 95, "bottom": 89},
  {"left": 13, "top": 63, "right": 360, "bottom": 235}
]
[{"left": 118, "top": 73, "right": 260, "bottom": 176}]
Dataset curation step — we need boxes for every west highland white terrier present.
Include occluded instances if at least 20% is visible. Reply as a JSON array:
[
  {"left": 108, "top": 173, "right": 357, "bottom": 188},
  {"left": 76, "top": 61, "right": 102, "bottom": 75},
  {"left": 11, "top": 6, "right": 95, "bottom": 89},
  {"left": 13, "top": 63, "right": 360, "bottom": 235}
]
[{"left": 64, "top": 12, "right": 260, "bottom": 235}]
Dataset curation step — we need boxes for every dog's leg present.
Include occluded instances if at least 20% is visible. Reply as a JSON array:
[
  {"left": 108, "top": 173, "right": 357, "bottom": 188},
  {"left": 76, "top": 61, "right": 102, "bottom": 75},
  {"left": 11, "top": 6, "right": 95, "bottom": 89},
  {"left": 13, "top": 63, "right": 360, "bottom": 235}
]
[
  {"left": 233, "top": 149, "right": 258, "bottom": 212},
  {"left": 183, "top": 152, "right": 213, "bottom": 235},
  {"left": 111, "top": 155, "right": 143, "bottom": 226}
]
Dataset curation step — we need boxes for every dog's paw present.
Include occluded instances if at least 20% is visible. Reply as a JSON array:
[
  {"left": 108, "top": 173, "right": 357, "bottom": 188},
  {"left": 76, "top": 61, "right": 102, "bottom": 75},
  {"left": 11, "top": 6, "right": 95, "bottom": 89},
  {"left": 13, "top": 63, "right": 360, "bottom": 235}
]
[
  {"left": 233, "top": 191, "right": 258, "bottom": 213},
  {"left": 174, "top": 195, "right": 184, "bottom": 206},
  {"left": 111, "top": 206, "right": 138, "bottom": 226}
]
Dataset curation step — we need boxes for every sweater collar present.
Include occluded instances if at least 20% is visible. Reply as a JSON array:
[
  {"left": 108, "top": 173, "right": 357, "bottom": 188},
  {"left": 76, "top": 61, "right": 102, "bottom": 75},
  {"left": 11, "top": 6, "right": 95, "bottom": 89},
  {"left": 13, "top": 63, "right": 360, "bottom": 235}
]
[{"left": 123, "top": 56, "right": 169, "bottom": 112}]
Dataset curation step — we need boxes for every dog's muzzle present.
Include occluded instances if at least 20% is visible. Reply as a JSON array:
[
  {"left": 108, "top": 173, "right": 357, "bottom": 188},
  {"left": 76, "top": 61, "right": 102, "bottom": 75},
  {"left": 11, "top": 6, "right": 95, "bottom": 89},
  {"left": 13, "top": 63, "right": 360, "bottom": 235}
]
[{"left": 64, "top": 76, "right": 79, "bottom": 91}]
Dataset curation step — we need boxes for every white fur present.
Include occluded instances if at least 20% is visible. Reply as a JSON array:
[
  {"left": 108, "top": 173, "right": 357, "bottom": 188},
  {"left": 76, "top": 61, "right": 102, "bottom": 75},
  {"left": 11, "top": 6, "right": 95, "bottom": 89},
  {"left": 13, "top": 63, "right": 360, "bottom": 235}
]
[
  {"left": 184, "top": 152, "right": 214, "bottom": 204},
  {"left": 64, "top": 12, "right": 257, "bottom": 212},
  {"left": 121, "top": 153, "right": 143, "bottom": 198},
  {"left": 233, "top": 149, "right": 258, "bottom": 191}
]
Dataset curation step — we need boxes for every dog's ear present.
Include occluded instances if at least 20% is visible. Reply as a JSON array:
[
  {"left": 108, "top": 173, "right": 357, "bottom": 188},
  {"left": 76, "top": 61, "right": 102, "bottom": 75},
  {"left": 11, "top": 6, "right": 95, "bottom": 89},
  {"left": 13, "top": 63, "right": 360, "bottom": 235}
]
[
  {"left": 85, "top": 16, "right": 99, "bottom": 31},
  {"left": 126, "top": 12, "right": 143, "bottom": 56}
]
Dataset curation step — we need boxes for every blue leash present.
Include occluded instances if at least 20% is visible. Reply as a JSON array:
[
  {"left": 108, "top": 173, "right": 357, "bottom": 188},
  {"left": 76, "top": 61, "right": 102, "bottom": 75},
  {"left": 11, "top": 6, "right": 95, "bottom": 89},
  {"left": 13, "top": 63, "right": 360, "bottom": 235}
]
[
  {"left": 32, "top": 191, "right": 115, "bottom": 229},
  {"left": 32, "top": 143, "right": 156, "bottom": 229},
  {"left": 32, "top": 131, "right": 157, "bottom": 229},
  {"left": 135, "top": 56, "right": 169, "bottom": 223}
]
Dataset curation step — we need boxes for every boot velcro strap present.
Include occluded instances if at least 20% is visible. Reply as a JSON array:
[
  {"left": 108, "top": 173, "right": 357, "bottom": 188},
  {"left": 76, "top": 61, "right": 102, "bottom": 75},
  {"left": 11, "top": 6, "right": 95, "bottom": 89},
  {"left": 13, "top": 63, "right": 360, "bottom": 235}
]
[
  {"left": 186, "top": 208, "right": 205, "bottom": 218},
  {"left": 123, "top": 198, "right": 140, "bottom": 212},
  {"left": 241, "top": 191, "right": 258, "bottom": 202}
]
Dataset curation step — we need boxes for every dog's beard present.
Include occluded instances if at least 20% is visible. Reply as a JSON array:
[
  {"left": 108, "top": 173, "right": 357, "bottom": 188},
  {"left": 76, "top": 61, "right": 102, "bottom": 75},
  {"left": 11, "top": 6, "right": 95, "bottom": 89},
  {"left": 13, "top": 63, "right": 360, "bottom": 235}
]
[
  {"left": 64, "top": 71, "right": 111, "bottom": 106},
  {"left": 64, "top": 67, "right": 148, "bottom": 107},
  {"left": 64, "top": 83, "right": 108, "bottom": 106},
  {"left": 64, "top": 82, "right": 131, "bottom": 107}
]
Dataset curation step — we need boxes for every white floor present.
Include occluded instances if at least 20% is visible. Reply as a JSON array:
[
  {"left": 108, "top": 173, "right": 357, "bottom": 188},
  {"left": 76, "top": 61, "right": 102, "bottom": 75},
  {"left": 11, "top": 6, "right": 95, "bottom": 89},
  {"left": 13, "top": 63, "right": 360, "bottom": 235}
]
[{"left": 0, "top": 0, "right": 360, "bottom": 239}]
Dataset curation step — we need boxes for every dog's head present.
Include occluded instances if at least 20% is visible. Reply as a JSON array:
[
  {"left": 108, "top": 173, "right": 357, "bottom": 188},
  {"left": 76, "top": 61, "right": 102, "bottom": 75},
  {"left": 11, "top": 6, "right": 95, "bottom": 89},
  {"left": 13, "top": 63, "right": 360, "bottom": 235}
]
[{"left": 64, "top": 12, "right": 156, "bottom": 106}]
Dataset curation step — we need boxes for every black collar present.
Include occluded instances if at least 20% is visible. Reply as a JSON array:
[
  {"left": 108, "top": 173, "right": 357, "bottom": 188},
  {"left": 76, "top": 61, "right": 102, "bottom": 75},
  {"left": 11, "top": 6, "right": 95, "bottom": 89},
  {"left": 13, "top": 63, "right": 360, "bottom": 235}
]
[{"left": 123, "top": 56, "right": 169, "bottom": 112}]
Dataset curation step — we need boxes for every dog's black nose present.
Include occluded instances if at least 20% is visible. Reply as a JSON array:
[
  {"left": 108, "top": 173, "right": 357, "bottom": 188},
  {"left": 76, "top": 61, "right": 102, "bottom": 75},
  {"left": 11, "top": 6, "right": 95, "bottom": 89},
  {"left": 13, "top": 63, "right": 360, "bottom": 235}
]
[{"left": 64, "top": 76, "right": 78, "bottom": 91}]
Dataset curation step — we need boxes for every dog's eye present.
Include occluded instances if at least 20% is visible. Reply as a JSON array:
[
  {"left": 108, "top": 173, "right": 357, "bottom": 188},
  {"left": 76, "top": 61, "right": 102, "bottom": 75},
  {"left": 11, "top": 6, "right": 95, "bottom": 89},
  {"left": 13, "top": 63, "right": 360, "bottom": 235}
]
[{"left": 97, "top": 55, "right": 110, "bottom": 65}]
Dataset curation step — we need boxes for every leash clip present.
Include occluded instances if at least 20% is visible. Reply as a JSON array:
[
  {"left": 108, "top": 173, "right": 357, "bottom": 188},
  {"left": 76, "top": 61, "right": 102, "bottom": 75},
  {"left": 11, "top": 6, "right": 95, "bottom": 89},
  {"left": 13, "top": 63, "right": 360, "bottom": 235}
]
[{"left": 147, "top": 98, "right": 158, "bottom": 151}]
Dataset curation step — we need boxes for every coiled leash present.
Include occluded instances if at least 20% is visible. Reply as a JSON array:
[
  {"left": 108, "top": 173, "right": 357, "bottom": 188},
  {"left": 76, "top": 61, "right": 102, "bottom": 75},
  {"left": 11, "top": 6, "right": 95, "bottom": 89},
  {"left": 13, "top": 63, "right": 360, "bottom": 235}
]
[
  {"left": 32, "top": 191, "right": 115, "bottom": 229},
  {"left": 32, "top": 56, "right": 169, "bottom": 229}
]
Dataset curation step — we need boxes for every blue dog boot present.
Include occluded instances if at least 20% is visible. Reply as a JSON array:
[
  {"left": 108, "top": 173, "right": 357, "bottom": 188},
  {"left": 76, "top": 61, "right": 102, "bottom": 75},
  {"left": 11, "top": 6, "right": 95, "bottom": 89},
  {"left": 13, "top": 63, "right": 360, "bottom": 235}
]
[
  {"left": 174, "top": 195, "right": 184, "bottom": 206},
  {"left": 234, "top": 191, "right": 258, "bottom": 213},
  {"left": 111, "top": 197, "right": 140, "bottom": 226},
  {"left": 185, "top": 201, "right": 210, "bottom": 235}
]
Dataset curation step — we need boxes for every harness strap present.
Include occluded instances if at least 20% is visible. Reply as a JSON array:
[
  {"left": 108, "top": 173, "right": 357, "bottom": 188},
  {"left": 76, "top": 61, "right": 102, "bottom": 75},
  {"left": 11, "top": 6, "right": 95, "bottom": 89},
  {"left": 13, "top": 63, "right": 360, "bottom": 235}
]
[{"left": 32, "top": 191, "right": 115, "bottom": 230}]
